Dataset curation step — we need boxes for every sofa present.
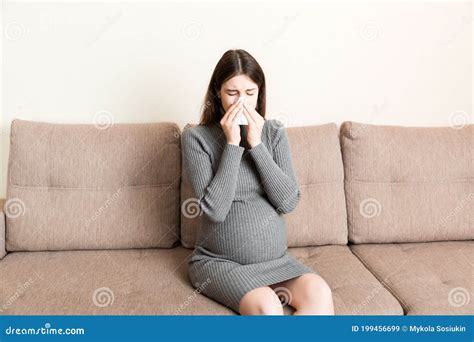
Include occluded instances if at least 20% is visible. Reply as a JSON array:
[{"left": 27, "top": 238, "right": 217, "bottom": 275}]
[{"left": 0, "top": 119, "right": 472, "bottom": 315}]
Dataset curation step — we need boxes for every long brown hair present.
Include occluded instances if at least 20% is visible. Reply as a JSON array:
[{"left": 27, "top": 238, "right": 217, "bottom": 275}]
[{"left": 199, "top": 49, "right": 266, "bottom": 125}]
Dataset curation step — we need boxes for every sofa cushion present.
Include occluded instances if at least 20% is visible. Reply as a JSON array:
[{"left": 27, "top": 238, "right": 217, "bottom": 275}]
[
  {"left": 0, "top": 246, "right": 234, "bottom": 315},
  {"left": 350, "top": 241, "right": 474, "bottom": 315},
  {"left": 6, "top": 119, "right": 181, "bottom": 251},
  {"left": 340, "top": 121, "right": 473, "bottom": 243},
  {"left": 291, "top": 245, "right": 403, "bottom": 315},
  {"left": 0, "top": 245, "right": 402, "bottom": 315},
  {"left": 181, "top": 122, "right": 348, "bottom": 248}
]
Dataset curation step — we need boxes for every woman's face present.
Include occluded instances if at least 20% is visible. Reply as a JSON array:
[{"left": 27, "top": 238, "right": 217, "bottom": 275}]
[{"left": 218, "top": 74, "right": 259, "bottom": 113}]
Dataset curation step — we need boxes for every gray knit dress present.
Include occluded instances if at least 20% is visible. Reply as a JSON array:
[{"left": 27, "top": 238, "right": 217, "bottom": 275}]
[{"left": 182, "top": 119, "right": 317, "bottom": 314}]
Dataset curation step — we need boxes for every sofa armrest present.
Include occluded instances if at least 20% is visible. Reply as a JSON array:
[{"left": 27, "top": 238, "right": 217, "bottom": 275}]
[{"left": 0, "top": 198, "right": 6, "bottom": 260}]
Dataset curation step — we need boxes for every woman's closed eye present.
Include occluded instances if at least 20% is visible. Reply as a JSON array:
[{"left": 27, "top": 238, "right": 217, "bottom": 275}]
[{"left": 226, "top": 90, "right": 256, "bottom": 97}]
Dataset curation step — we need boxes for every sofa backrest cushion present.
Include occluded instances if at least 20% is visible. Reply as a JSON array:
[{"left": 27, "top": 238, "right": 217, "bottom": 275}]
[
  {"left": 340, "top": 121, "right": 473, "bottom": 243},
  {"left": 180, "top": 122, "right": 348, "bottom": 248},
  {"left": 6, "top": 119, "right": 181, "bottom": 251}
]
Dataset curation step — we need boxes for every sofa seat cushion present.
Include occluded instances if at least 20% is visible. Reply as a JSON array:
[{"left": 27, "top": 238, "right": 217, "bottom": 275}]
[
  {"left": 350, "top": 241, "right": 474, "bottom": 315},
  {"left": 0, "top": 245, "right": 402, "bottom": 315},
  {"left": 0, "top": 246, "right": 234, "bottom": 315},
  {"left": 290, "top": 245, "right": 403, "bottom": 315}
]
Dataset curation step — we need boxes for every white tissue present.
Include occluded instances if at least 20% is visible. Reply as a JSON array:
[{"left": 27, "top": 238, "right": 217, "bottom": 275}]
[{"left": 235, "top": 97, "right": 248, "bottom": 125}]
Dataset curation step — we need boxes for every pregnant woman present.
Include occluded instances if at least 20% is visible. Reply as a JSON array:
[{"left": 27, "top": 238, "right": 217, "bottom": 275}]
[{"left": 182, "top": 49, "right": 334, "bottom": 315}]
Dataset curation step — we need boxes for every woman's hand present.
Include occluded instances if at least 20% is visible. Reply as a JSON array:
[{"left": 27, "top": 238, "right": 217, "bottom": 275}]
[
  {"left": 220, "top": 100, "right": 243, "bottom": 145},
  {"left": 242, "top": 101, "right": 265, "bottom": 148}
]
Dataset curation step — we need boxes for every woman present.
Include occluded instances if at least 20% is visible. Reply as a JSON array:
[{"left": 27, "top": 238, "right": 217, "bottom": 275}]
[{"left": 182, "top": 49, "right": 334, "bottom": 315}]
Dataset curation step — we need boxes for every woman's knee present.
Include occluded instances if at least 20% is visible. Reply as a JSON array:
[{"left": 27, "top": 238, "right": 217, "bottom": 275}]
[
  {"left": 239, "top": 287, "right": 284, "bottom": 315},
  {"left": 299, "top": 274, "right": 333, "bottom": 304}
]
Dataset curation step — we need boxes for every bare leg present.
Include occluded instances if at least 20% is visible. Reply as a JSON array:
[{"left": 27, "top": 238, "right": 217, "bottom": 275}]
[
  {"left": 270, "top": 273, "right": 335, "bottom": 315},
  {"left": 239, "top": 286, "right": 285, "bottom": 315}
]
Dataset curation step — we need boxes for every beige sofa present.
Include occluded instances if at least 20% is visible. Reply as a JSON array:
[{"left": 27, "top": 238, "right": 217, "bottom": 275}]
[{"left": 0, "top": 119, "right": 472, "bottom": 315}]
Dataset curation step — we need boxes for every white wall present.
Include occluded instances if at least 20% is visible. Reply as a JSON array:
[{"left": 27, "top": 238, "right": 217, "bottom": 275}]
[{"left": 1, "top": 0, "right": 472, "bottom": 197}]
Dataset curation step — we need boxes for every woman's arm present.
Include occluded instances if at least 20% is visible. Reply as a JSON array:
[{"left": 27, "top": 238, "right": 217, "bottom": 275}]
[
  {"left": 248, "top": 123, "right": 301, "bottom": 214},
  {"left": 182, "top": 127, "right": 244, "bottom": 223}
]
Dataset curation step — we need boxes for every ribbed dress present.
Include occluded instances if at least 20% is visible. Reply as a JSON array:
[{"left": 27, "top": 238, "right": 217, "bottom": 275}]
[{"left": 182, "top": 119, "right": 317, "bottom": 314}]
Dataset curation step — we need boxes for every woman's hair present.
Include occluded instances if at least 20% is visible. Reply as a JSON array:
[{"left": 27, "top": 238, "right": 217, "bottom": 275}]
[{"left": 199, "top": 49, "right": 266, "bottom": 125}]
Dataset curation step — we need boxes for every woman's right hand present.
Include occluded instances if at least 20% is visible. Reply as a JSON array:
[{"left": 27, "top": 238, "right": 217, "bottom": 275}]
[{"left": 220, "top": 100, "right": 243, "bottom": 145}]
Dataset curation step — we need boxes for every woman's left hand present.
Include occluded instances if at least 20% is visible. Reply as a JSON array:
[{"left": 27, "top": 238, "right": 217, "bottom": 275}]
[{"left": 242, "top": 101, "right": 265, "bottom": 148}]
